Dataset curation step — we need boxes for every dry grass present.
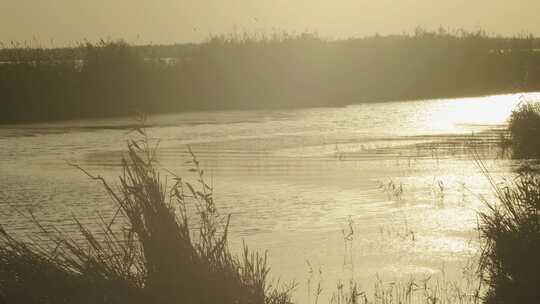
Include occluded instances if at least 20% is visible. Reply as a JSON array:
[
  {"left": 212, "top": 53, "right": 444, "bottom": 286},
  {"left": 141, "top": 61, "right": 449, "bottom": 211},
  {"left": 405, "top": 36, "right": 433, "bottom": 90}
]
[
  {"left": 0, "top": 129, "right": 295, "bottom": 304},
  {"left": 478, "top": 169, "right": 540, "bottom": 304}
]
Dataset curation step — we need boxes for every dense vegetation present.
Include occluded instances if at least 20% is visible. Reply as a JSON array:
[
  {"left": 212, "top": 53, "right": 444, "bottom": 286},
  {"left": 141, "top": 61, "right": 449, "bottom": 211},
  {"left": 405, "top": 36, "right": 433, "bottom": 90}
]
[
  {"left": 2, "top": 29, "right": 540, "bottom": 124},
  {"left": 507, "top": 102, "right": 540, "bottom": 158},
  {"left": 478, "top": 169, "right": 540, "bottom": 304},
  {"left": 473, "top": 104, "right": 540, "bottom": 303}
]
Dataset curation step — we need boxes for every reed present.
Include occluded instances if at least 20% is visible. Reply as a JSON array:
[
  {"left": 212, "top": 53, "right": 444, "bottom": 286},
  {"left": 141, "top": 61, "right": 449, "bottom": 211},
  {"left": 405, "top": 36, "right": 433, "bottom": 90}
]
[
  {"left": 478, "top": 169, "right": 540, "bottom": 304},
  {"left": 2, "top": 29, "right": 540, "bottom": 124},
  {"left": 507, "top": 101, "right": 540, "bottom": 158},
  {"left": 0, "top": 129, "right": 295, "bottom": 304}
]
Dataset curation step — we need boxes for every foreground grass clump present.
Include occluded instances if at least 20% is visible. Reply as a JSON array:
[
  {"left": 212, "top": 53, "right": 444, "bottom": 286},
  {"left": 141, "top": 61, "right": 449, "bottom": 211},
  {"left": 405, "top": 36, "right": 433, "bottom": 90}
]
[
  {"left": 479, "top": 170, "right": 540, "bottom": 304},
  {"left": 0, "top": 135, "right": 294, "bottom": 304},
  {"left": 507, "top": 102, "right": 540, "bottom": 158}
]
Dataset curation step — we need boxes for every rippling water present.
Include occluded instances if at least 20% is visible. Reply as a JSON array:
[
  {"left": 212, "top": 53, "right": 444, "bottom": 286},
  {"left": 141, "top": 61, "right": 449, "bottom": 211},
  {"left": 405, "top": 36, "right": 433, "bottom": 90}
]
[{"left": 1, "top": 92, "right": 538, "bottom": 302}]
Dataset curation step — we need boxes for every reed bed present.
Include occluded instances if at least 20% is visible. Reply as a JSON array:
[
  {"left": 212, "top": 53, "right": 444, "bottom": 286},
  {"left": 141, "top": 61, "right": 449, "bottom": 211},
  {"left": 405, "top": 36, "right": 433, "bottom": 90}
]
[{"left": 2, "top": 29, "right": 540, "bottom": 124}]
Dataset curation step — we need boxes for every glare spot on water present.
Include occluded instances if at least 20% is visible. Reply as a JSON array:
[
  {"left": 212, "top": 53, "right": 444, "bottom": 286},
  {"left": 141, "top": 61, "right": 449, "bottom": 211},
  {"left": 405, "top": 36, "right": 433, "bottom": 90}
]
[{"left": 426, "top": 93, "right": 528, "bottom": 133}]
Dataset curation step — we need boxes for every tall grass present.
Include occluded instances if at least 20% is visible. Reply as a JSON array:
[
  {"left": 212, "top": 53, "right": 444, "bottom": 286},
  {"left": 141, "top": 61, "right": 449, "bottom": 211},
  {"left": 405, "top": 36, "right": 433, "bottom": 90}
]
[
  {"left": 478, "top": 169, "right": 540, "bottom": 304},
  {"left": 0, "top": 130, "right": 294, "bottom": 304},
  {"left": 488, "top": 104, "right": 540, "bottom": 301},
  {"left": 507, "top": 102, "right": 540, "bottom": 158},
  {"left": 482, "top": 103, "right": 540, "bottom": 303},
  {"left": 2, "top": 29, "right": 540, "bottom": 124}
]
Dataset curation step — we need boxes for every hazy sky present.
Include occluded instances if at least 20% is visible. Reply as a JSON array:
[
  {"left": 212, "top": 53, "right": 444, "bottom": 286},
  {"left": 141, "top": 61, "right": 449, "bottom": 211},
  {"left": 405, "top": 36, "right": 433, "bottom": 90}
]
[{"left": 2, "top": 0, "right": 539, "bottom": 46}]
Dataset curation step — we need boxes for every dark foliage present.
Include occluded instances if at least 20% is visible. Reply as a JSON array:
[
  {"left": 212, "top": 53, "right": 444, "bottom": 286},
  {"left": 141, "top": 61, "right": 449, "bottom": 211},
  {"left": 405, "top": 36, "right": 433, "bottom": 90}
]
[
  {"left": 479, "top": 171, "right": 540, "bottom": 304},
  {"left": 2, "top": 29, "right": 540, "bottom": 124},
  {"left": 508, "top": 102, "right": 540, "bottom": 158}
]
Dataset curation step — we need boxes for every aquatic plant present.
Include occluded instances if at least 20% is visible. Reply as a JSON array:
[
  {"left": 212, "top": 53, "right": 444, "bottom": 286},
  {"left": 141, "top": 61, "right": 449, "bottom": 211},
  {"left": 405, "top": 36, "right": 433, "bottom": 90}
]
[
  {"left": 377, "top": 180, "right": 404, "bottom": 202},
  {"left": 309, "top": 217, "right": 481, "bottom": 304}
]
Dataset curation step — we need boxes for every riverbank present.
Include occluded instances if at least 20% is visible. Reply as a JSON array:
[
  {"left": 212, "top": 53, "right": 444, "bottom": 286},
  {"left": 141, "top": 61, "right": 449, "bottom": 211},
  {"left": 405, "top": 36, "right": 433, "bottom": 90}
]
[{"left": 2, "top": 30, "right": 540, "bottom": 124}]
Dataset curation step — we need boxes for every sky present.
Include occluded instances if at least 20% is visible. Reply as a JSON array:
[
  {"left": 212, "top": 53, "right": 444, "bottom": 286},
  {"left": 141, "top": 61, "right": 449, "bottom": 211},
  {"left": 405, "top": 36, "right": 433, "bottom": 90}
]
[{"left": 1, "top": 0, "right": 540, "bottom": 47}]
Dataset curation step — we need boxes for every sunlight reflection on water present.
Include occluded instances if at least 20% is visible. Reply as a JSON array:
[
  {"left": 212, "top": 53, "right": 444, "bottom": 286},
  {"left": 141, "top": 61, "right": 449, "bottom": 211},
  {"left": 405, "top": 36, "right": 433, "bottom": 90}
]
[{"left": 425, "top": 94, "right": 525, "bottom": 133}]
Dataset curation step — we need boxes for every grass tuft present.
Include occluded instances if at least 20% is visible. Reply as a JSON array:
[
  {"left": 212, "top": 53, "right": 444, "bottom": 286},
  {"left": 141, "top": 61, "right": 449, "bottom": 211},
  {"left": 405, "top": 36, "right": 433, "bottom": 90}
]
[
  {"left": 478, "top": 170, "right": 540, "bottom": 304},
  {"left": 0, "top": 131, "right": 294, "bottom": 304},
  {"left": 507, "top": 102, "right": 540, "bottom": 158}
]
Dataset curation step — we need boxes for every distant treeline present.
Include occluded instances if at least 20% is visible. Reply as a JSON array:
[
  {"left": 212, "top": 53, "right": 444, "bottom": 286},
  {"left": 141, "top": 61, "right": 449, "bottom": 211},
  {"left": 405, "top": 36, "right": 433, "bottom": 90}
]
[{"left": 2, "top": 29, "right": 540, "bottom": 124}]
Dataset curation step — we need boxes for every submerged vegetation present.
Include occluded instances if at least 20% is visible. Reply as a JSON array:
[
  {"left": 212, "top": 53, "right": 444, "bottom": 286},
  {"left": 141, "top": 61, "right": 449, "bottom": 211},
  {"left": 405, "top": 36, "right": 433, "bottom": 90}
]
[{"left": 2, "top": 29, "right": 540, "bottom": 123}]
